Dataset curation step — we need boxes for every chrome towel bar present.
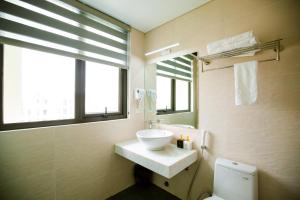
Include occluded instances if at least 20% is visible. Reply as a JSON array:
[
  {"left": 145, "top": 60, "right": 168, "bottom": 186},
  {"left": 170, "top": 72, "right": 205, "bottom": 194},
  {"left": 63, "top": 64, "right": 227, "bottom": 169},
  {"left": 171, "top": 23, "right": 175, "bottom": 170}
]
[{"left": 193, "top": 39, "right": 282, "bottom": 72}]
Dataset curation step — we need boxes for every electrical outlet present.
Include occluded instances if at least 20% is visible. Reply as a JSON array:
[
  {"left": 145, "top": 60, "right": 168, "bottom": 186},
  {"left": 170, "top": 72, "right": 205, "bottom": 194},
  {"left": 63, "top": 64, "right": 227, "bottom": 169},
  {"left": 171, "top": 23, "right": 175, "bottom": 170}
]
[{"left": 164, "top": 181, "right": 169, "bottom": 187}]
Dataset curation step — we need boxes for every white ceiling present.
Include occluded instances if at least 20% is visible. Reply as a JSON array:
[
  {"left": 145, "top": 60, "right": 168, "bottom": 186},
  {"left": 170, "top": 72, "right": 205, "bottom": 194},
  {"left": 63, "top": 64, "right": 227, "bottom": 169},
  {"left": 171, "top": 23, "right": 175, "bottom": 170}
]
[{"left": 80, "top": 0, "right": 210, "bottom": 33}]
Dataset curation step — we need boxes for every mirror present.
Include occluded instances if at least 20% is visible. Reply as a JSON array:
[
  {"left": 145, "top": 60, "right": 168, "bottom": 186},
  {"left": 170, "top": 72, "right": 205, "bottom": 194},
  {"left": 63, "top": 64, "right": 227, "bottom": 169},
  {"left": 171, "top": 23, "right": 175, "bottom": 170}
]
[{"left": 144, "top": 53, "right": 199, "bottom": 129}]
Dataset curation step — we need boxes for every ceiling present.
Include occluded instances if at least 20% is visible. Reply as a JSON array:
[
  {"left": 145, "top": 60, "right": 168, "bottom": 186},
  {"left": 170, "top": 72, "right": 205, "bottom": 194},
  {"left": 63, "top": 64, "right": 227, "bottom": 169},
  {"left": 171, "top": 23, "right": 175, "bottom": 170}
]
[{"left": 80, "top": 0, "right": 211, "bottom": 33}]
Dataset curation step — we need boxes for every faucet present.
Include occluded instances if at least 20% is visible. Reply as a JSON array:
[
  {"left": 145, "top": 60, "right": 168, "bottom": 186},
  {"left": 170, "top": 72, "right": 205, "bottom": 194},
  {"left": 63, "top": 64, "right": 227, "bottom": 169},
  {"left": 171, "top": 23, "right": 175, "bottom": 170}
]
[{"left": 149, "top": 119, "right": 160, "bottom": 129}]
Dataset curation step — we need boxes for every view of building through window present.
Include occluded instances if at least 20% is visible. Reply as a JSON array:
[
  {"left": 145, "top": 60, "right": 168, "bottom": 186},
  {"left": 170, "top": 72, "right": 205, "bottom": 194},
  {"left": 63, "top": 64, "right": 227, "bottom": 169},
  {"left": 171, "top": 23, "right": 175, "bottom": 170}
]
[
  {"left": 175, "top": 79, "right": 189, "bottom": 111},
  {"left": 156, "top": 76, "right": 172, "bottom": 110},
  {"left": 85, "top": 61, "right": 120, "bottom": 114},
  {"left": 3, "top": 45, "right": 75, "bottom": 123}
]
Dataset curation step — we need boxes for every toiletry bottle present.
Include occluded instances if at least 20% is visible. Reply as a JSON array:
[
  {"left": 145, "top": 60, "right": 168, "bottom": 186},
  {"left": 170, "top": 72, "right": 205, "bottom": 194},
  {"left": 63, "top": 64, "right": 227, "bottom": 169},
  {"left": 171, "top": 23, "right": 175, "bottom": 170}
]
[
  {"left": 177, "top": 134, "right": 184, "bottom": 148},
  {"left": 184, "top": 135, "right": 193, "bottom": 150}
]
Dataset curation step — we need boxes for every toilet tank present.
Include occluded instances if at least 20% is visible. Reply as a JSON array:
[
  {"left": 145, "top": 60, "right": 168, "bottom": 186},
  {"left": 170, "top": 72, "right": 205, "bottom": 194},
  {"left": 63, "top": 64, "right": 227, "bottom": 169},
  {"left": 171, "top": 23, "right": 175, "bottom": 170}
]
[{"left": 213, "top": 158, "right": 258, "bottom": 200}]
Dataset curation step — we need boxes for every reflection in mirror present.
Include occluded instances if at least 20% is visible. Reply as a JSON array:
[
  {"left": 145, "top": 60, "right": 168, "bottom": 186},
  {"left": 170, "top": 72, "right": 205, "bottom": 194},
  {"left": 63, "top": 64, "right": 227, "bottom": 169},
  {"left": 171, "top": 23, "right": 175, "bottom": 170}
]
[
  {"left": 144, "top": 53, "right": 198, "bottom": 129},
  {"left": 156, "top": 76, "right": 172, "bottom": 111},
  {"left": 175, "top": 79, "right": 190, "bottom": 111}
]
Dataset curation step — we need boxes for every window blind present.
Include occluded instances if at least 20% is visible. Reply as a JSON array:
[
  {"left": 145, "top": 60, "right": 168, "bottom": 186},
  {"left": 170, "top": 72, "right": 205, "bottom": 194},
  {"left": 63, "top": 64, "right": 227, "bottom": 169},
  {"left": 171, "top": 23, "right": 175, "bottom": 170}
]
[
  {"left": 0, "top": 0, "right": 130, "bottom": 69},
  {"left": 157, "top": 54, "right": 194, "bottom": 81}
]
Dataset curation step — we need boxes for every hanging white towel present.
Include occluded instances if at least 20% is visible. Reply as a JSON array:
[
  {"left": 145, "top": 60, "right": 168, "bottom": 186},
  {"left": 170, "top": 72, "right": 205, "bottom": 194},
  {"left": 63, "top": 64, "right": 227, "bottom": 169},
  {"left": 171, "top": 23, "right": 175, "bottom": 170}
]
[
  {"left": 146, "top": 89, "right": 157, "bottom": 112},
  {"left": 134, "top": 88, "right": 145, "bottom": 113},
  {"left": 234, "top": 61, "right": 258, "bottom": 105}
]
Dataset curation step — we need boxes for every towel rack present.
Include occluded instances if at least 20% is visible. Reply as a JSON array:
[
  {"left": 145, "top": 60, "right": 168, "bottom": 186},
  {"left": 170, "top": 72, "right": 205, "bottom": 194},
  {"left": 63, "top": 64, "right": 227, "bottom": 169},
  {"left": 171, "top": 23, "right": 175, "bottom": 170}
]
[{"left": 193, "top": 39, "right": 282, "bottom": 72}]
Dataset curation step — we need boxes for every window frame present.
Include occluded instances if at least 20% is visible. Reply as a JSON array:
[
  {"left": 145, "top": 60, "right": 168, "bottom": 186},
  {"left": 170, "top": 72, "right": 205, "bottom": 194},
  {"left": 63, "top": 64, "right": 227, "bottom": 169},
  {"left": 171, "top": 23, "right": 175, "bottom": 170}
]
[
  {"left": 157, "top": 76, "right": 191, "bottom": 115},
  {"left": 0, "top": 44, "right": 127, "bottom": 131}
]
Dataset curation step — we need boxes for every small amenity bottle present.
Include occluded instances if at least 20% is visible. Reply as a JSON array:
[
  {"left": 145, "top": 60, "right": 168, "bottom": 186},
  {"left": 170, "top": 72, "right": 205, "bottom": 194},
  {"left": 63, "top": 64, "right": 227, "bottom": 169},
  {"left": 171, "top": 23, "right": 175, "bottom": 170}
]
[
  {"left": 183, "top": 135, "right": 193, "bottom": 150},
  {"left": 177, "top": 134, "right": 184, "bottom": 148}
]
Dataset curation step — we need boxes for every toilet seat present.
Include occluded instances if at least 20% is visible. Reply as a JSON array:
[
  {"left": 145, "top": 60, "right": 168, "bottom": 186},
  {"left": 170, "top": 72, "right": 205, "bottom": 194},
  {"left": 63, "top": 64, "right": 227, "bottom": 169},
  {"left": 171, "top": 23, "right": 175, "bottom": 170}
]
[{"left": 204, "top": 195, "right": 224, "bottom": 200}]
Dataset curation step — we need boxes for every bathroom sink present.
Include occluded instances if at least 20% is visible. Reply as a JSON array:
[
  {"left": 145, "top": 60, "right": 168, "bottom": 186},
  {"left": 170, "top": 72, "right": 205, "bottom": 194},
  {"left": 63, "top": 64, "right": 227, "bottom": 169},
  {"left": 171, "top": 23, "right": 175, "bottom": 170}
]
[
  {"left": 136, "top": 129, "right": 173, "bottom": 150},
  {"left": 171, "top": 124, "right": 195, "bottom": 129}
]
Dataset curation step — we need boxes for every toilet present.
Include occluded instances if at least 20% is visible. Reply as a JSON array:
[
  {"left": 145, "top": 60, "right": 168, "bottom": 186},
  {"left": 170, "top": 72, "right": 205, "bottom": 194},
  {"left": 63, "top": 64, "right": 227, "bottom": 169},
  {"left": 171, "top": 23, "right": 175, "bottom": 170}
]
[{"left": 204, "top": 158, "right": 258, "bottom": 200}]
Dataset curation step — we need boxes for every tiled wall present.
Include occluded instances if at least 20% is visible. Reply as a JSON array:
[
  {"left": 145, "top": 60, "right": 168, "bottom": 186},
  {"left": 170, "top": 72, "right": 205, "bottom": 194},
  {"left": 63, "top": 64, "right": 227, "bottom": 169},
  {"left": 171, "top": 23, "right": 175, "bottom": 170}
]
[
  {"left": 145, "top": 0, "right": 300, "bottom": 199},
  {"left": 0, "top": 29, "right": 145, "bottom": 200}
]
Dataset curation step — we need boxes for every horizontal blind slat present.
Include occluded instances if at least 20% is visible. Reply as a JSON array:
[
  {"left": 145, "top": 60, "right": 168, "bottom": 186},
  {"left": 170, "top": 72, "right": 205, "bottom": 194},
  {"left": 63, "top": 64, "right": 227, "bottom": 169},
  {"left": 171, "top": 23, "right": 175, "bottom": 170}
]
[
  {"left": 0, "top": 0, "right": 130, "bottom": 69},
  {"left": 162, "top": 60, "right": 191, "bottom": 72},
  {"left": 173, "top": 57, "right": 191, "bottom": 66},
  {"left": 0, "top": 36, "right": 127, "bottom": 69},
  {"left": 157, "top": 64, "right": 192, "bottom": 78},
  {"left": 60, "top": 0, "right": 131, "bottom": 31},
  {"left": 156, "top": 54, "right": 194, "bottom": 81},
  {"left": 0, "top": 1, "right": 127, "bottom": 51},
  {"left": 0, "top": 18, "right": 127, "bottom": 61},
  {"left": 20, "top": 0, "right": 128, "bottom": 40},
  {"left": 157, "top": 73, "right": 191, "bottom": 82},
  {"left": 184, "top": 54, "right": 194, "bottom": 60}
]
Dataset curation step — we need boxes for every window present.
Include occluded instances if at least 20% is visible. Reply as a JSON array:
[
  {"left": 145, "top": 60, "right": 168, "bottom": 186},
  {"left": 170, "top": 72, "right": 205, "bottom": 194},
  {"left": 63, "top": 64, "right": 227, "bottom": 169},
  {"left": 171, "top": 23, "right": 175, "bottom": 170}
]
[
  {"left": 175, "top": 79, "right": 190, "bottom": 111},
  {"left": 0, "top": 44, "right": 127, "bottom": 131},
  {"left": 156, "top": 76, "right": 191, "bottom": 114},
  {"left": 0, "top": 0, "right": 130, "bottom": 130},
  {"left": 156, "top": 54, "right": 194, "bottom": 114},
  {"left": 85, "top": 61, "right": 120, "bottom": 114},
  {"left": 156, "top": 76, "right": 172, "bottom": 110},
  {"left": 3, "top": 45, "right": 75, "bottom": 124}
]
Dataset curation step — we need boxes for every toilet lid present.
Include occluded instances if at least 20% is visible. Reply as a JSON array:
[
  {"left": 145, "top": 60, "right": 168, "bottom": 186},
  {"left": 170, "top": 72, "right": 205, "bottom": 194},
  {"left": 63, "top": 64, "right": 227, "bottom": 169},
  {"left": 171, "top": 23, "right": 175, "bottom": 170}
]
[{"left": 204, "top": 195, "right": 225, "bottom": 200}]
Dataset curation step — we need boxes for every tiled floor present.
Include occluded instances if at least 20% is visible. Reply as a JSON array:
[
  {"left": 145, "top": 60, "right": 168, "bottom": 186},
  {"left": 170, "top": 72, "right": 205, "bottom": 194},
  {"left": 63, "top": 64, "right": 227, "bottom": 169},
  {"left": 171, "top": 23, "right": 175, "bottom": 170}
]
[{"left": 106, "top": 184, "right": 181, "bottom": 200}]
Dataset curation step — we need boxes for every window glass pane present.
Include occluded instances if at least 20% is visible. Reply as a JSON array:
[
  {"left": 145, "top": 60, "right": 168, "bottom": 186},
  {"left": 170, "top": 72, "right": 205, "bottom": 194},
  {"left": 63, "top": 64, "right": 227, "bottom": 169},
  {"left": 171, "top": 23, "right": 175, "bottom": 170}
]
[
  {"left": 156, "top": 76, "right": 172, "bottom": 110},
  {"left": 85, "top": 61, "right": 119, "bottom": 114},
  {"left": 3, "top": 45, "right": 75, "bottom": 123},
  {"left": 175, "top": 80, "right": 189, "bottom": 111}
]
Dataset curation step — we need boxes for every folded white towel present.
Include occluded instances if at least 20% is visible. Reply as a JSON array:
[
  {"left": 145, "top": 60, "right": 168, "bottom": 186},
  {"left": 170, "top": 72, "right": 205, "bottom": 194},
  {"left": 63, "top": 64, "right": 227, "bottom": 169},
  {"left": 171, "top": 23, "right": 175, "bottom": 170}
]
[
  {"left": 207, "top": 31, "right": 258, "bottom": 56},
  {"left": 234, "top": 61, "right": 258, "bottom": 105}
]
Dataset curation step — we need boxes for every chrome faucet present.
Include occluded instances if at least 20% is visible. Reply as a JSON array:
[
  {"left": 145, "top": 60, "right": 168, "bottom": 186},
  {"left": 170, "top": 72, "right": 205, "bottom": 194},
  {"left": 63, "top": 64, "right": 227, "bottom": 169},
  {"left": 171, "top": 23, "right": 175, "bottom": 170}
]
[{"left": 149, "top": 119, "right": 160, "bottom": 129}]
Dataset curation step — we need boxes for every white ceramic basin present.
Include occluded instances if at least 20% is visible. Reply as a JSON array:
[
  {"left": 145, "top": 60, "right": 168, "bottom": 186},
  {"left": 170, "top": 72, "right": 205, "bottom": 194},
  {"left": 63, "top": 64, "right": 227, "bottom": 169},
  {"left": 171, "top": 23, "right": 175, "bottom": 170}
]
[
  {"left": 136, "top": 129, "right": 174, "bottom": 150},
  {"left": 171, "top": 124, "right": 195, "bottom": 129}
]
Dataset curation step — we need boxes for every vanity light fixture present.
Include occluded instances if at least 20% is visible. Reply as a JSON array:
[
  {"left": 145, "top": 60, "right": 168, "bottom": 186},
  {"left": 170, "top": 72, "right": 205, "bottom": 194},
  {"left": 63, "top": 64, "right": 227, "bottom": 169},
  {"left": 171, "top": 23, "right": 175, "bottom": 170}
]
[{"left": 145, "top": 43, "right": 180, "bottom": 56}]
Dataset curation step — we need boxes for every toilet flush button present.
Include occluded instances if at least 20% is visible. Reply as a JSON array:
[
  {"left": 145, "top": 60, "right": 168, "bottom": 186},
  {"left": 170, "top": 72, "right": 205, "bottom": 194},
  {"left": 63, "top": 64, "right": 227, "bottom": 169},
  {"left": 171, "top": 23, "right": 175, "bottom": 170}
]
[{"left": 232, "top": 162, "right": 238, "bottom": 165}]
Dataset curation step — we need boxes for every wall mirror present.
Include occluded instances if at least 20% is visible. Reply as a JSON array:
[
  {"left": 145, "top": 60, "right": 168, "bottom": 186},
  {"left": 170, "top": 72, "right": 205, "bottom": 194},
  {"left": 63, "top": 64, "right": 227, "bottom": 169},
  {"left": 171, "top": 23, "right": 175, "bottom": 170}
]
[{"left": 144, "top": 52, "right": 199, "bottom": 129}]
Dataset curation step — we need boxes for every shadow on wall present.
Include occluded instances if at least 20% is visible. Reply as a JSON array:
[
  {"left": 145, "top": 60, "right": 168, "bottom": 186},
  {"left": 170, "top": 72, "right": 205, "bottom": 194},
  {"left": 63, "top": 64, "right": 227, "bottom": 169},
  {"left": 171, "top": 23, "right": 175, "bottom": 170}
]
[
  {"left": 190, "top": 160, "right": 214, "bottom": 200},
  {"left": 152, "top": 124, "right": 215, "bottom": 199},
  {"left": 189, "top": 130, "right": 215, "bottom": 200},
  {"left": 259, "top": 170, "right": 299, "bottom": 200}
]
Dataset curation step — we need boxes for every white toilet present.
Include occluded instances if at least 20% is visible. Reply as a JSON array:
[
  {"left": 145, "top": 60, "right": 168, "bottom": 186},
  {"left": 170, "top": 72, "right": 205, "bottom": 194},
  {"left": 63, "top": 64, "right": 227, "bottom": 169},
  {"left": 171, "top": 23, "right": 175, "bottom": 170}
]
[{"left": 204, "top": 158, "right": 258, "bottom": 200}]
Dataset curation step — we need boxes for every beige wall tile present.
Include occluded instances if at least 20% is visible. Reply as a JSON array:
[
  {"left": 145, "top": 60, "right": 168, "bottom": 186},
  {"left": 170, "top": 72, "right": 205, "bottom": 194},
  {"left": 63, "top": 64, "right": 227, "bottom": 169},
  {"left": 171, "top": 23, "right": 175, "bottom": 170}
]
[
  {"left": 0, "top": 128, "right": 54, "bottom": 183},
  {"left": 0, "top": 171, "right": 54, "bottom": 200},
  {"left": 0, "top": 129, "right": 55, "bottom": 200},
  {"left": 145, "top": 0, "right": 300, "bottom": 199},
  {"left": 0, "top": 128, "right": 55, "bottom": 200},
  {"left": 0, "top": 29, "right": 145, "bottom": 200}
]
